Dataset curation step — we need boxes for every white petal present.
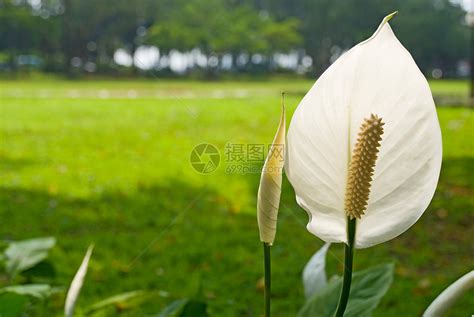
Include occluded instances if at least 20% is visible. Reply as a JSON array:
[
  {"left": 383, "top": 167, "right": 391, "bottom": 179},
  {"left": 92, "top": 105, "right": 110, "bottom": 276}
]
[
  {"left": 65, "top": 245, "right": 94, "bottom": 317},
  {"left": 257, "top": 103, "right": 286, "bottom": 244},
  {"left": 285, "top": 13, "right": 442, "bottom": 248},
  {"left": 423, "top": 270, "right": 474, "bottom": 317}
]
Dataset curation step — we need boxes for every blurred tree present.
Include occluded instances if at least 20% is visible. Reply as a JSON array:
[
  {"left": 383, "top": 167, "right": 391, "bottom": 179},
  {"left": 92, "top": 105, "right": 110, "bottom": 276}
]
[
  {"left": 256, "top": 0, "right": 469, "bottom": 76},
  {"left": 145, "top": 0, "right": 301, "bottom": 75},
  {"left": 393, "top": 0, "right": 469, "bottom": 77},
  {"left": 0, "top": 0, "right": 469, "bottom": 77},
  {"left": 60, "top": 0, "right": 160, "bottom": 75},
  {"left": 0, "top": 0, "right": 61, "bottom": 71}
]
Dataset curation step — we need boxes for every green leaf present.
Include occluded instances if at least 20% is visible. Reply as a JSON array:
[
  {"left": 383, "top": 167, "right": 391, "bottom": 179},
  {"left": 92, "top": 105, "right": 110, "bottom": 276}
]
[
  {"left": 303, "top": 243, "right": 330, "bottom": 299},
  {"left": 4, "top": 237, "right": 56, "bottom": 276},
  {"left": 298, "top": 263, "right": 394, "bottom": 317},
  {"left": 0, "top": 284, "right": 52, "bottom": 300},
  {"left": 156, "top": 299, "right": 189, "bottom": 317},
  {"left": 21, "top": 260, "right": 56, "bottom": 280},
  {"left": 153, "top": 299, "right": 208, "bottom": 317},
  {"left": 179, "top": 299, "right": 208, "bottom": 317},
  {"left": 86, "top": 290, "right": 145, "bottom": 313},
  {"left": 0, "top": 293, "right": 28, "bottom": 317}
]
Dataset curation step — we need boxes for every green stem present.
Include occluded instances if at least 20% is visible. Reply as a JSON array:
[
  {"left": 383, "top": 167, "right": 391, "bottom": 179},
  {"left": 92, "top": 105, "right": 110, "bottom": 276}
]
[
  {"left": 334, "top": 217, "right": 356, "bottom": 317},
  {"left": 263, "top": 242, "right": 271, "bottom": 317}
]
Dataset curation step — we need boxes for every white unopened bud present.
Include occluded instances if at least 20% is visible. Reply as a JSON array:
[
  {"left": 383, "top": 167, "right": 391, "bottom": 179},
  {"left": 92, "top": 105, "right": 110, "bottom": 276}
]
[{"left": 257, "top": 98, "right": 286, "bottom": 245}]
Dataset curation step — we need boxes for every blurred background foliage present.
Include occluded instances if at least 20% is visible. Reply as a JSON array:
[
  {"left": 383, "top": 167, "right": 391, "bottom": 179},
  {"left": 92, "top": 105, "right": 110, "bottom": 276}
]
[{"left": 0, "top": 0, "right": 470, "bottom": 79}]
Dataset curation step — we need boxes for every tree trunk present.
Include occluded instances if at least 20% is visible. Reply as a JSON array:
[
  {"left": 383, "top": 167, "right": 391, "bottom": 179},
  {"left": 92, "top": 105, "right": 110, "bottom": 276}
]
[{"left": 470, "top": 23, "right": 473, "bottom": 106}]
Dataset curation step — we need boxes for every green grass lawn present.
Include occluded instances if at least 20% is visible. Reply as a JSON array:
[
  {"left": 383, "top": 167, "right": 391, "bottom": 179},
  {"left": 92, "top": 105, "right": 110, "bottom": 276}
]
[{"left": 0, "top": 79, "right": 472, "bottom": 316}]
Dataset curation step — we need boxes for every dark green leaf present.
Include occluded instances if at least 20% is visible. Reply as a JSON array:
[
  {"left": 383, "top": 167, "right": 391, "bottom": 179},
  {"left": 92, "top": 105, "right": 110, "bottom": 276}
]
[
  {"left": 153, "top": 298, "right": 208, "bottom": 317},
  {"left": 21, "top": 260, "right": 56, "bottom": 280},
  {"left": 156, "top": 299, "right": 189, "bottom": 317},
  {"left": 179, "top": 299, "right": 208, "bottom": 317},
  {"left": 298, "top": 263, "right": 394, "bottom": 317}
]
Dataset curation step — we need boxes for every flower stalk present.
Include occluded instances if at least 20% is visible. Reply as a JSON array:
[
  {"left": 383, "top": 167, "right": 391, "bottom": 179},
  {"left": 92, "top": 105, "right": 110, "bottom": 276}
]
[
  {"left": 334, "top": 217, "right": 355, "bottom": 317},
  {"left": 263, "top": 242, "right": 272, "bottom": 317}
]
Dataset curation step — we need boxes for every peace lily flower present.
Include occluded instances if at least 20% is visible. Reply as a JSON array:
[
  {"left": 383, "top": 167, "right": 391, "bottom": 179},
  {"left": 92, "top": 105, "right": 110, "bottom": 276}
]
[{"left": 285, "top": 12, "right": 442, "bottom": 249}]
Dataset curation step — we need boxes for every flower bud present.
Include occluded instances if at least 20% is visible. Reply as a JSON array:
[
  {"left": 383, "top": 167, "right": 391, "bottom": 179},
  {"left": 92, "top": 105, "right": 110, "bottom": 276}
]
[{"left": 257, "top": 100, "right": 286, "bottom": 245}]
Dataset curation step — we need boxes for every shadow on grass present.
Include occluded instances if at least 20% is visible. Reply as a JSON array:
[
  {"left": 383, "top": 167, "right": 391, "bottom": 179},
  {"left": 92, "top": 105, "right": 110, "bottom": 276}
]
[{"left": 0, "top": 178, "right": 296, "bottom": 316}]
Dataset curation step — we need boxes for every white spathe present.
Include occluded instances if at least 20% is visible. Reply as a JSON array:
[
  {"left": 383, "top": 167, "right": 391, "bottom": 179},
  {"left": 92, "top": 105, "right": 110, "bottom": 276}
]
[
  {"left": 64, "top": 245, "right": 94, "bottom": 317},
  {"left": 257, "top": 103, "right": 286, "bottom": 245},
  {"left": 423, "top": 270, "right": 474, "bottom": 316},
  {"left": 285, "top": 13, "right": 442, "bottom": 248}
]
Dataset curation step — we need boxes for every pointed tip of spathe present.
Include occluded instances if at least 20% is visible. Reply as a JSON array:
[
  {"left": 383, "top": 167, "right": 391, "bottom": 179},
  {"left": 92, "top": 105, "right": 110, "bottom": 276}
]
[
  {"left": 360, "top": 11, "right": 399, "bottom": 46},
  {"left": 281, "top": 91, "right": 286, "bottom": 112},
  {"left": 384, "top": 11, "right": 398, "bottom": 23},
  {"left": 279, "top": 92, "right": 286, "bottom": 123},
  {"left": 87, "top": 243, "right": 95, "bottom": 254}
]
